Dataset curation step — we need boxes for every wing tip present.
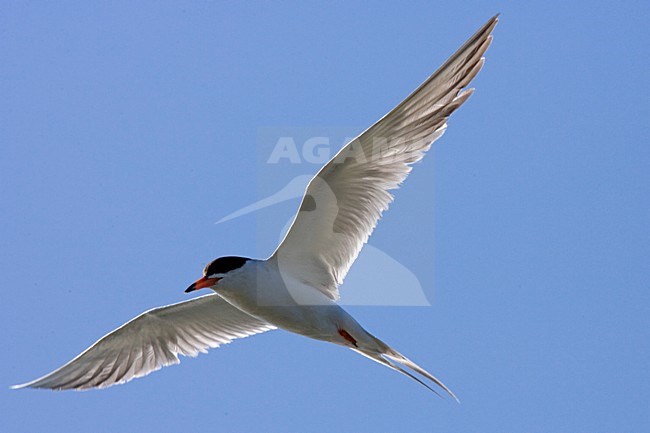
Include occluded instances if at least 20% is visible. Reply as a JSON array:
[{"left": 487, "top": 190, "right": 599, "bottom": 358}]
[
  {"left": 10, "top": 380, "right": 55, "bottom": 391},
  {"left": 488, "top": 13, "right": 500, "bottom": 28},
  {"left": 472, "top": 14, "right": 499, "bottom": 48}
]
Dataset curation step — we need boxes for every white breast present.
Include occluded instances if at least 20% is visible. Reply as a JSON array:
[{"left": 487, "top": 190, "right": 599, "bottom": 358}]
[{"left": 214, "top": 260, "right": 342, "bottom": 338}]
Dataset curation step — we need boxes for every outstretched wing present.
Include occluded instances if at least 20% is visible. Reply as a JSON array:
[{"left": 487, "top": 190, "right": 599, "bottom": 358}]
[
  {"left": 271, "top": 16, "right": 498, "bottom": 300},
  {"left": 13, "top": 294, "right": 275, "bottom": 390}
]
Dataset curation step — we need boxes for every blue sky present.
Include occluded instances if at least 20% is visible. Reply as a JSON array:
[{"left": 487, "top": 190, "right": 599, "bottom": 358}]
[{"left": 2, "top": 2, "right": 648, "bottom": 432}]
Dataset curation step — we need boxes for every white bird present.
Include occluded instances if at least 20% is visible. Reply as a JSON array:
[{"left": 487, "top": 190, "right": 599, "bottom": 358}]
[{"left": 13, "top": 15, "right": 498, "bottom": 400}]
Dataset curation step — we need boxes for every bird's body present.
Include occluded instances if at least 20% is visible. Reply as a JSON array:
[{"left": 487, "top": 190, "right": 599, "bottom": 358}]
[
  {"left": 13, "top": 15, "right": 499, "bottom": 400},
  {"left": 216, "top": 259, "right": 377, "bottom": 349}
]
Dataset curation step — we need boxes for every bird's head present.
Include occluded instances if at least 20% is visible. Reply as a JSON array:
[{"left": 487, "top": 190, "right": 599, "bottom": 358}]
[{"left": 185, "top": 256, "right": 251, "bottom": 293}]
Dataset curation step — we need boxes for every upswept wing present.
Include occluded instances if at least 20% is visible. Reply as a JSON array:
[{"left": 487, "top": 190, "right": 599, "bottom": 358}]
[{"left": 272, "top": 16, "right": 498, "bottom": 300}]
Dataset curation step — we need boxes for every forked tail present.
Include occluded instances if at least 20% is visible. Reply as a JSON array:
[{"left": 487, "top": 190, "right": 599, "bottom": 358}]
[{"left": 352, "top": 336, "right": 459, "bottom": 402}]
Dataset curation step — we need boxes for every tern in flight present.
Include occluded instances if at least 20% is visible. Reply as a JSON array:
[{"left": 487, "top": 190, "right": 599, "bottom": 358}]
[{"left": 13, "top": 15, "right": 498, "bottom": 400}]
